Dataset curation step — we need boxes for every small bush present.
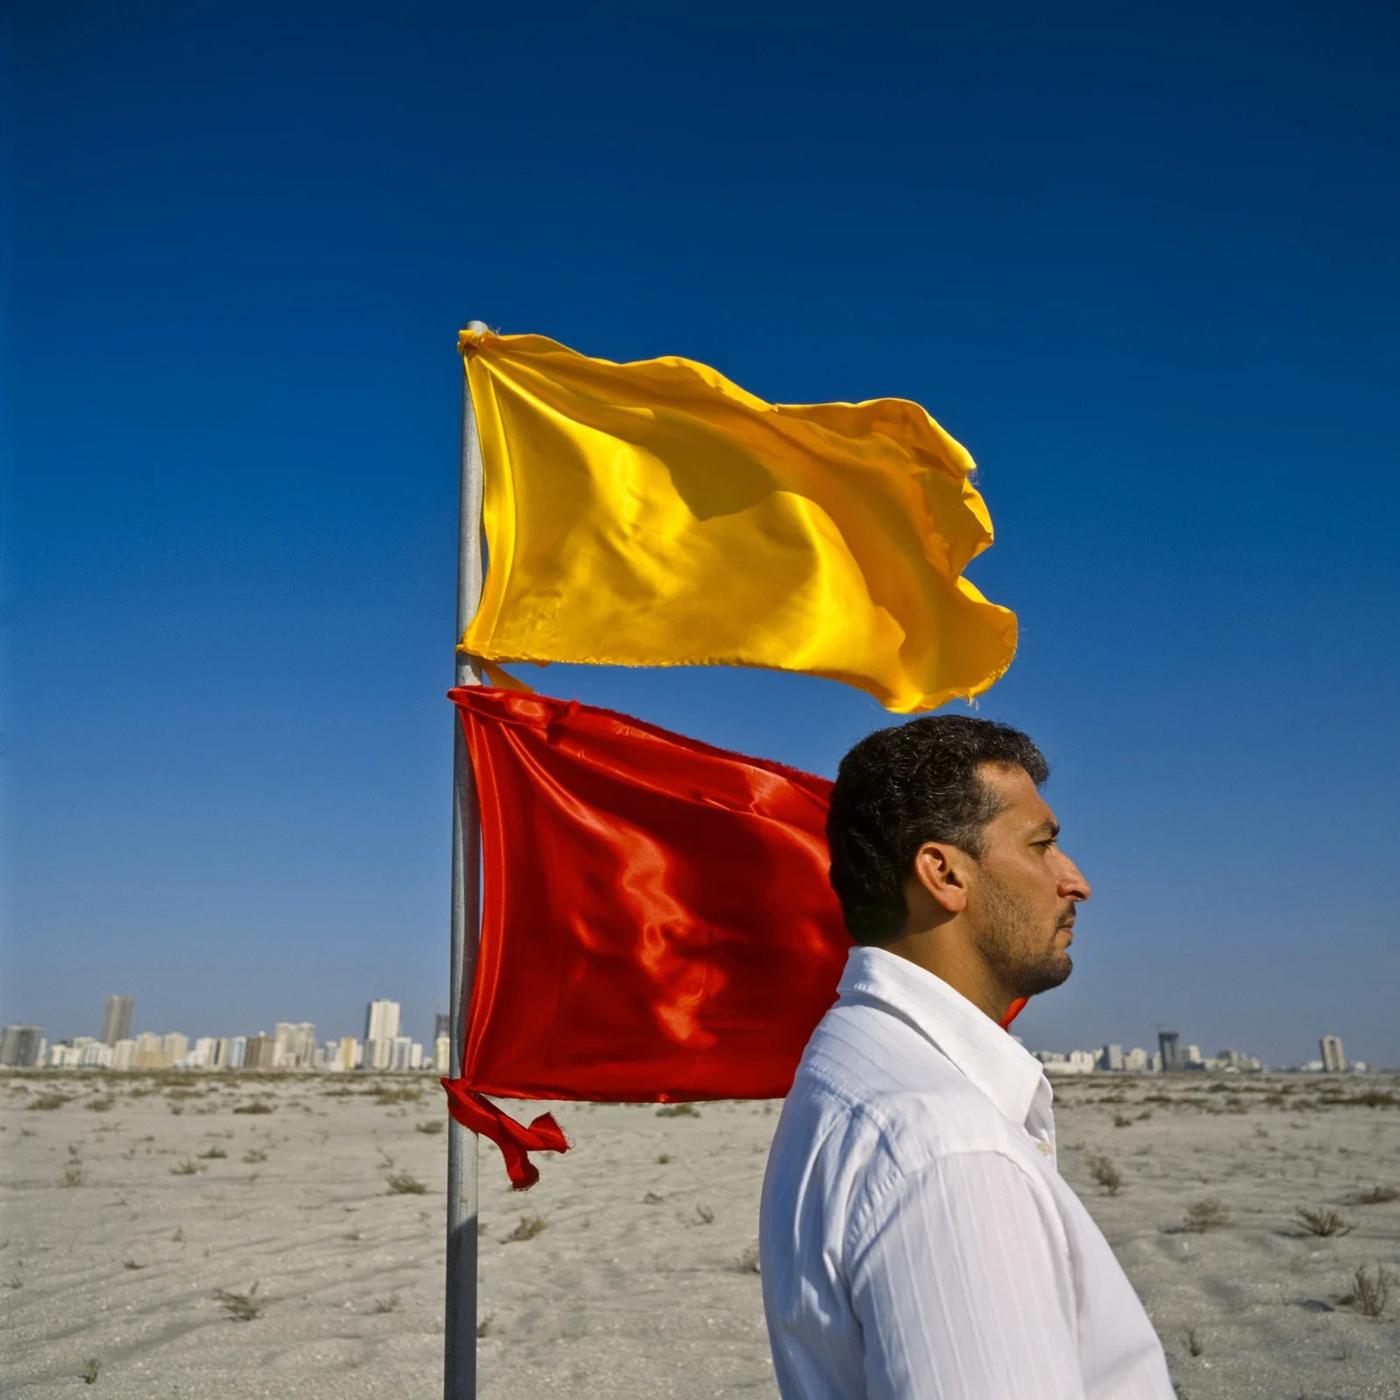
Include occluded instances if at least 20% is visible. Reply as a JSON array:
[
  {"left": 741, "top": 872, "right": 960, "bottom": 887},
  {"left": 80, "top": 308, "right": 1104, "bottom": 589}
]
[
  {"left": 372, "top": 1087, "right": 423, "bottom": 1106},
  {"left": 80, "top": 1358, "right": 100, "bottom": 1384},
  {"left": 502, "top": 1215, "right": 548, "bottom": 1242},
  {"left": 655, "top": 1102, "right": 700, "bottom": 1118},
  {"left": 693, "top": 1204, "right": 716, "bottom": 1225},
  {"left": 1345, "top": 1090, "right": 1397, "bottom": 1109},
  {"left": 1183, "top": 1199, "right": 1230, "bottom": 1232},
  {"left": 1088, "top": 1155, "right": 1123, "bottom": 1195},
  {"left": 415, "top": 1120, "right": 445, "bottom": 1135},
  {"left": 371, "top": 1294, "right": 400, "bottom": 1314},
  {"left": 1295, "top": 1205, "right": 1353, "bottom": 1237},
  {"left": 1343, "top": 1265, "right": 1393, "bottom": 1318},
  {"left": 232, "top": 1102, "right": 275, "bottom": 1115},
  {"left": 1112, "top": 1113, "right": 1132, "bottom": 1128},
  {"left": 736, "top": 1244, "right": 761, "bottom": 1274},
  {"left": 1353, "top": 1185, "right": 1398, "bottom": 1205},
  {"left": 85, "top": 1096, "right": 115, "bottom": 1113},
  {"left": 170, "top": 1159, "right": 204, "bottom": 1176},
  {"left": 62, "top": 1163, "right": 84, "bottom": 1188},
  {"left": 1185, "top": 1327, "right": 1204, "bottom": 1357},
  {"left": 385, "top": 1172, "right": 427, "bottom": 1195},
  {"left": 476, "top": 1313, "right": 495, "bottom": 1338},
  {"left": 27, "top": 1094, "right": 68, "bottom": 1111},
  {"left": 242, "top": 1149, "right": 268, "bottom": 1164},
  {"left": 197, "top": 1146, "right": 228, "bottom": 1160},
  {"left": 213, "top": 1284, "right": 261, "bottom": 1321}
]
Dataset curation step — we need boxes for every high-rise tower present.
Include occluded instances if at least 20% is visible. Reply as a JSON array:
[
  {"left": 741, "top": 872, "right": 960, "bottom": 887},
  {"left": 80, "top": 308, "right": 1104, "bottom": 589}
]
[{"left": 100, "top": 995, "right": 134, "bottom": 1046}]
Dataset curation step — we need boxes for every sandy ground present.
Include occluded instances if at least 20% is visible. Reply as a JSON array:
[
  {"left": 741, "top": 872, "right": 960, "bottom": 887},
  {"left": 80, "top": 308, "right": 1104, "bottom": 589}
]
[{"left": 2, "top": 1071, "right": 1397, "bottom": 1399}]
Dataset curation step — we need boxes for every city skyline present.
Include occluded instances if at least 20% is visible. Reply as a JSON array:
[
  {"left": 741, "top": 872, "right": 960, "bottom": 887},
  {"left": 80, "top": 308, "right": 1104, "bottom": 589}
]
[{"left": 0, "top": 992, "right": 1386, "bottom": 1075}]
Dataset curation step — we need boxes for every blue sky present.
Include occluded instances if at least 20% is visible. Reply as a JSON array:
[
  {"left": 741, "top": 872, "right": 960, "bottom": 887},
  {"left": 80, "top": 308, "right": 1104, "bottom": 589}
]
[{"left": 5, "top": 2, "right": 1397, "bottom": 1067}]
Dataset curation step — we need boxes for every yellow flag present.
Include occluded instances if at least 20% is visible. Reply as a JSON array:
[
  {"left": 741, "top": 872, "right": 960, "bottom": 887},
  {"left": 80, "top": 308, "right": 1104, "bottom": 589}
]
[{"left": 459, "top": 329, "right": 1016, "bottom": 713}]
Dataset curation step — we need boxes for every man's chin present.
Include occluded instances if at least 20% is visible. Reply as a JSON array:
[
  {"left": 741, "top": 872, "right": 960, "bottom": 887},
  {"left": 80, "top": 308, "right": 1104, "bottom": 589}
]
[{"left": 1017, "top": 954, "right": 1072, "bottom": 998}]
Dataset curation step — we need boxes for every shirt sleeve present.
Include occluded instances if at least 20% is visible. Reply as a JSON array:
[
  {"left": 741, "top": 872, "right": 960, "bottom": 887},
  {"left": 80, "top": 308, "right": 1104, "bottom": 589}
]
[{"left": 848, "top": 1149, "right": 1085, "bottom": 1400}]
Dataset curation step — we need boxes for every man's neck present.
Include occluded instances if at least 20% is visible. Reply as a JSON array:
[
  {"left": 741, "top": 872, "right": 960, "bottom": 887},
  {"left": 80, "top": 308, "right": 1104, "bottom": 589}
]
[{"left": 879, "top": 929, "right": 1015, "bottom": 1024}]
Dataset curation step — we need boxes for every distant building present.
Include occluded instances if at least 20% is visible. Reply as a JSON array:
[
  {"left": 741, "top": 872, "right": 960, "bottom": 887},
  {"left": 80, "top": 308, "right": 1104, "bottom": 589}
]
[
  {"left": 132, "top": 1032, "right": 167, "bottom": 1069},
  {"left": 435, "top": 1034, "right": 452, "bottom": 1074},
  {"left": 331, "top": 1036, "right": 359, "bottom": 1072},
  {"left": 365, "top": 1000, "right": 401, "bottom": 1071},
  {"left": 0, "top": 1025, "right": 45, "bottom": 1068},
  {"left": 434, "top": 1012, "right": 451, "bottom": 1044},
  {"left": 1158, "top": 1030, "right": 1181, "bottom": 1073},
  {"left": 100, "top": 996, "right": 134, "bottom": 1046},
  {"left": 1101, "top": 1043, "right": 1125, "bottom": 1071},
  {"left": 1320, "top": 1035, "right": 1346, "bottom": 1073},
  {"left": 162, "top": 1032, "right": 189, "bottom": 1065},
  {"left": 245, "top": 1033, "right": 278, "bottom": 1070},
  {"left": 1148, "top": 1051, "right": 1163, "bottom": 1073},
  {"left": 1124, "top": 1047, "right": 1149, "bottom": 1072},
  {"left": 1184, "top": 1044, "right": 1203, "bottom": 1067},
  {"left": 273, "top": 1022, "right": 317, "bottom": 1069},
  {"left": 365, "top": 1000, "right": 401, "bottom": 1043},
  {"left": 111, "top": 1038, "right": 136, "bottom": 1070},
  {"left": 227, "top": 1035, "right": 247, "bottom": 1070}
]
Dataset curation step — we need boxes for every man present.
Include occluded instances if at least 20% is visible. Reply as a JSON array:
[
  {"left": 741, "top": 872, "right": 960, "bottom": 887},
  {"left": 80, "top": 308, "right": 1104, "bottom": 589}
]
[{"left": 759, "top": 715, "right": 1174, "bottom": 1398}]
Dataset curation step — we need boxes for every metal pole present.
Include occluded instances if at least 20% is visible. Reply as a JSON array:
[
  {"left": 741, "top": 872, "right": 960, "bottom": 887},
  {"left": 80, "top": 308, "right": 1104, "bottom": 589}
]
[{"left": 445, "top": 321, "right": 488, "bottom": 1400}]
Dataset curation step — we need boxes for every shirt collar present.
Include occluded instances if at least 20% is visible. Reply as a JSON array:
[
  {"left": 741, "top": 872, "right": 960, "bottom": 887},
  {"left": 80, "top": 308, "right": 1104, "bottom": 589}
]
[{"left": 837, "top": 944, "right": 1049, "bottom": 1131}]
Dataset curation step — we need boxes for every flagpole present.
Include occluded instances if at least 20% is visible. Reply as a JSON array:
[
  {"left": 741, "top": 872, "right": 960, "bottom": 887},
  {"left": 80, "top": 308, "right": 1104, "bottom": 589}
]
[{"left": 446, "top": 321, "right": 488, "bottom": 1400}]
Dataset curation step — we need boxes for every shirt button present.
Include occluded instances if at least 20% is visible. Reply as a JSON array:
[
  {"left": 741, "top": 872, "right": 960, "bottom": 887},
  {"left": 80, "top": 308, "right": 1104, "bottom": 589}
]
[{"left": 1035, "top": 1138, "right": 1053, "bottom": 1155}]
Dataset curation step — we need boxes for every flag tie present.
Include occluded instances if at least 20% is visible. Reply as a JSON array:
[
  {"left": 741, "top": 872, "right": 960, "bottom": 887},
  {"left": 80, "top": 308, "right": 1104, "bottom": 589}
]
[{"left": 440, "top": 1079, "right": 569, "bottom": 1190}]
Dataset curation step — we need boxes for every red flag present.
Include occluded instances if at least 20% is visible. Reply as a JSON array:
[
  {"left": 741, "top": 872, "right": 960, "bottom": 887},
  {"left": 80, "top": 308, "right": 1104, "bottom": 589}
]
[
  {"left": 442, "top": 687, "right": 849, "bottom": 1185},
  {"left": 441, "top": 687, "right": 1028, "bottom": 1187}
]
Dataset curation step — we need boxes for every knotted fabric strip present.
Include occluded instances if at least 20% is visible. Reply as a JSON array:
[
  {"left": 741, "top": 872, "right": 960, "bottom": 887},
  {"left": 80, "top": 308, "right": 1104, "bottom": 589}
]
[{"left": 440, "top": 1078, "right": 570, "bottom": 1190}]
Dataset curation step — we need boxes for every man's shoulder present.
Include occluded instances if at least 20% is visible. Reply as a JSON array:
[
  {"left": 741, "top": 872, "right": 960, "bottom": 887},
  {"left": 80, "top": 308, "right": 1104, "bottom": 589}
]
[{"left": 788, "top": 1000, "right": 1026, "bottom": 1169}]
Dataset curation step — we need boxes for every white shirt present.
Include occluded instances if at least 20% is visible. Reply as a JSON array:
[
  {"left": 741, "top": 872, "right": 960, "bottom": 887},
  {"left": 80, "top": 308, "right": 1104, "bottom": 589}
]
[{"left": 759, "top": 946, "right": 1174, "bottom": 1399}]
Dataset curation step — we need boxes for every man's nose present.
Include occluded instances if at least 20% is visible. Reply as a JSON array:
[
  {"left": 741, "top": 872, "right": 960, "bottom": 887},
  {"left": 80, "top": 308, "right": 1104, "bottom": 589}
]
[{"left": 1058, "top": 856, "right": 1091, "bottom": 902}]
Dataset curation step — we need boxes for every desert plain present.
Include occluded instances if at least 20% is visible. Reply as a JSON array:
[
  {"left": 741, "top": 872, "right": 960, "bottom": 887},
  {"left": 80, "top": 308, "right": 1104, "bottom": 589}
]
[{"left": 2, "top": 1070, "right": 1398, "bottom": 1399}]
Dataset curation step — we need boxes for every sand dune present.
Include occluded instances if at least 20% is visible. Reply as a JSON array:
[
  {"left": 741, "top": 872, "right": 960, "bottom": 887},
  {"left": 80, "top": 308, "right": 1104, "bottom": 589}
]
[{"left": 2, "top": 1072, "right": 1397, "bottom": 1398}]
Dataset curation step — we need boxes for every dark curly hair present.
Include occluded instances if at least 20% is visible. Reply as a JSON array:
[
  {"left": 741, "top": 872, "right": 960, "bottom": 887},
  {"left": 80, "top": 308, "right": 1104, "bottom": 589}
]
[{"left": 827, "top": 715, "right": 1049, "bottom": 944}]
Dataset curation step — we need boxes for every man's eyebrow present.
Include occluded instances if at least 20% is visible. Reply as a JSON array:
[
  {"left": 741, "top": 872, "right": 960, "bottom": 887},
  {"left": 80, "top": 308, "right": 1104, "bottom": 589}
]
[{"left": 1030, "top": 819, "right": 1060, "bottom": 839}]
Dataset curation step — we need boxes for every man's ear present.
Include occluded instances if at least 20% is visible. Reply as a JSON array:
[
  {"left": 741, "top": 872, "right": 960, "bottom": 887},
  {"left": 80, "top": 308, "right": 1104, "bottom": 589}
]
[{"left": 910, "top": 841, "right": 970, "bottom": 915}]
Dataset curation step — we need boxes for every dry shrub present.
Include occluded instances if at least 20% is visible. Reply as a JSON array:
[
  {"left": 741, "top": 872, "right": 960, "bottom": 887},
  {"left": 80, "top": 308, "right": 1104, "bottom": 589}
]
[
  {"left": 1295, "top": 1205, "right": 1353, "bottom": 1237},
  {"left": 213, "top": 1284, "right": 261, "bottom": 1321},
  {"left": 1352, "top": 1185, "right": 1398, "bottom": 1205},
  {"left": 1341, "top": 1265, "right": 1393, "bottom": 1318},
  {"left": 655, "top": 1103, "right": 699, "bottom": 1118},
  {"left": 1088, "top": 1155, "right": 1123, "bottom": 1195},
  {"left": 502, "top": 1215, "right": 547, "bottom": 1242},
  {"left": 1183, "top": 1199, "right": 1230, "bottom": 1232}
]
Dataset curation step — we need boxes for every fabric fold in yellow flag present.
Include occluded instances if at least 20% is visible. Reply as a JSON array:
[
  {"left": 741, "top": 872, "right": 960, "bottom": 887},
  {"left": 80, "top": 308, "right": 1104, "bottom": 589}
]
[{"left": 458, "top": 328, "right": 1017, "bottom": 713}]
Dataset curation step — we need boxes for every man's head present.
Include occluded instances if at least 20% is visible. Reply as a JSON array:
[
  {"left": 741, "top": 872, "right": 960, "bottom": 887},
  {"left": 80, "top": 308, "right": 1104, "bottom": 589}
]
[{"left": 827, "top": 715, "right": 1091, "bottom": 1006}]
